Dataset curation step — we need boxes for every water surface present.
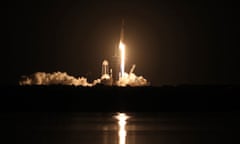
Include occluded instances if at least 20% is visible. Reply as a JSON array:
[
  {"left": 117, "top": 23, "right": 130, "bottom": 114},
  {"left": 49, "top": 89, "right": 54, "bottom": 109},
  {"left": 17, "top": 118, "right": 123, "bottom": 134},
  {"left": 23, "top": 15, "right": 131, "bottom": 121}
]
[{"left": 4, "top": 112, "right": 239, "bottom": 144}]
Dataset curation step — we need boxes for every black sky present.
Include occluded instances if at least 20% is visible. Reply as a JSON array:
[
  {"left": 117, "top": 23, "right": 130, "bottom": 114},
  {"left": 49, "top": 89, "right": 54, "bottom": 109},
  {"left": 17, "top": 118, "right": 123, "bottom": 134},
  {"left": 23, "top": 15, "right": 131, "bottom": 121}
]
[{"left": 5, "top": 0, "right": 238, "bottom": 86}]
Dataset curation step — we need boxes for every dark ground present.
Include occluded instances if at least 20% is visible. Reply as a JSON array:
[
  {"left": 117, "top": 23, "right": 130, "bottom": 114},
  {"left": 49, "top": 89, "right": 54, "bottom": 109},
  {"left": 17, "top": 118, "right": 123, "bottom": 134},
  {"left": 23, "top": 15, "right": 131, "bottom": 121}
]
[
  {"left": 1, "top": 85, "right": 240, "bottom": 144},
  {"left": 1, "top": 85, "right": 239, "bottom": 112}
]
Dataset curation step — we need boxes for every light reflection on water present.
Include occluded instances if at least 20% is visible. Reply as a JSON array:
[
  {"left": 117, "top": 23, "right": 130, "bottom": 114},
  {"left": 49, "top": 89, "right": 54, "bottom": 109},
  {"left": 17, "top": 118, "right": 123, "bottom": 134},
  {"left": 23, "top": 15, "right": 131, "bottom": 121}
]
[
  {"left": 8, "top": 112, "right": 238, "bottom": 144},
  {"left": 114, "top": 113, "right": 129, "bottom": 144}
]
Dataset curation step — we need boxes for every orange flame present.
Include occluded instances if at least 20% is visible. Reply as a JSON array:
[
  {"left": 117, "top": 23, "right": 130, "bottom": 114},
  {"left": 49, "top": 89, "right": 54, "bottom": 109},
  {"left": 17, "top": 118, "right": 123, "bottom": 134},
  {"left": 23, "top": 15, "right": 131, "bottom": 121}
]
[{"left": 119, "top": 41, "right": 125, "bottom": 78}]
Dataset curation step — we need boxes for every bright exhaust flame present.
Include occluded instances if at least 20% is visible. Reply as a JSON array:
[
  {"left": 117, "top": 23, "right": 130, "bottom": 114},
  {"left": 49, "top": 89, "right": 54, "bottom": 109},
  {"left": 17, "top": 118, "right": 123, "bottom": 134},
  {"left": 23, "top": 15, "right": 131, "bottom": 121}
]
[
  {"left": 115, "top": 113, "right": 129, "bottom": 144},
  {"left": 119, "top": 41, "right": 125, "bottom": 78}
]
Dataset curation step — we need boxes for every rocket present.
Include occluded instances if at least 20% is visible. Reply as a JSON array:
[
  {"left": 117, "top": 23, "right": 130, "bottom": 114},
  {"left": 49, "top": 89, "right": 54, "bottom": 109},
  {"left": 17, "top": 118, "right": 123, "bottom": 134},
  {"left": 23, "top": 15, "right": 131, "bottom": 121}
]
[
  {"left": 120, "top": 19, "right": 125, "bottom": 42},
  {"left": 111, "top": 19, "right": 125, "bottom": 85},
  {"left": 113, "top": 19, "right": 125, "bottom": 57},
  {"left": 119, "top": 19, "right": 126, "bottom": 78}
]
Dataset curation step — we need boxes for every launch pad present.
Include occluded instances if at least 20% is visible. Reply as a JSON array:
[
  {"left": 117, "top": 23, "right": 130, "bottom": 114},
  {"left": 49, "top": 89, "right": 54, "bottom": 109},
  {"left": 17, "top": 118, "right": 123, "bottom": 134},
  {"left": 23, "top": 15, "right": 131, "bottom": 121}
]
[{"left": 100, "top": 20, "right": 126, "bottom": 86}]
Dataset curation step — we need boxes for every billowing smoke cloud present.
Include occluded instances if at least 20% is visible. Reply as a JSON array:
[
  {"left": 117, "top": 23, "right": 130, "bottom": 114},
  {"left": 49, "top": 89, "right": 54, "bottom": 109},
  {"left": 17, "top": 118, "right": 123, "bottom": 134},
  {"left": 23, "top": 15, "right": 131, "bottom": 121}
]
[
  {"left": 116, "top": 64, "right": 148, "bottom": 86},
  {"left": 19, "top": 71, "right": 149, "bottom": 87},
  {"left": 19, "top": 72, "right": 101, "bottom": 87},
  {"left": 117, "top": 72, "right": 148, "bottom": 87},
  {"left": 19, "top": 65, "right": 149, "bottom": 87}
]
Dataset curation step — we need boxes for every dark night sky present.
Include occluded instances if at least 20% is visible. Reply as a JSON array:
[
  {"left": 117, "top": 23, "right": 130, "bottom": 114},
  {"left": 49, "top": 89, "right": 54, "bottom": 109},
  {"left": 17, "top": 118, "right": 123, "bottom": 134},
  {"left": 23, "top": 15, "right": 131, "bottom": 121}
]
[{"left": 4, "top": 0, "right": 238, "bottom": 86}]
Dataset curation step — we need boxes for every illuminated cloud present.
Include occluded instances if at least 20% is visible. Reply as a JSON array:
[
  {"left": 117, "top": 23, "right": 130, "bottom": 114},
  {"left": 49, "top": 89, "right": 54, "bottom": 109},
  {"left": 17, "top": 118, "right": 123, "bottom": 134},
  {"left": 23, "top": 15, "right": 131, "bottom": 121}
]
[
  {"left": 101, "top": 74, "right": 111, "bottom": 80},
  {"left": 19, "top": 72, "right": 100, "bottom": 87},
  {"left": 117, "top": 64, "right": 149, "bottom": 86},
  {"left": 19, "top": 70, "right": 148, "bottom": 87},
  {"left": 117, "top": 72, "right": 148, "bottom": 87}
]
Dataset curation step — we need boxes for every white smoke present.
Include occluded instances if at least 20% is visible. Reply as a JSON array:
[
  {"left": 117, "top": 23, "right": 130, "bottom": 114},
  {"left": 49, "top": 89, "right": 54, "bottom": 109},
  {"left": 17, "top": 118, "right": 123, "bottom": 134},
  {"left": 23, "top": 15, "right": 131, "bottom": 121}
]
[
  {"left": 19, "top": 71, "right": 148, "bottom": 87},
  {"left": 19, "top": 72, "right": 101, "bottom": 87},
  {"left": 116, "top": 64, "right": 148, "bottom": 86},
  {"left": 101, "top": 74, "right": 111, "bottom": 80},
  {"left": 117, "top": 72, "right": 148, "bottom": 87},
  {"left": 100, "top": 64, "right": 149, "bottom": 87},
  {"left": 19, "top": 66, "right": 149, "bottom": 87}
]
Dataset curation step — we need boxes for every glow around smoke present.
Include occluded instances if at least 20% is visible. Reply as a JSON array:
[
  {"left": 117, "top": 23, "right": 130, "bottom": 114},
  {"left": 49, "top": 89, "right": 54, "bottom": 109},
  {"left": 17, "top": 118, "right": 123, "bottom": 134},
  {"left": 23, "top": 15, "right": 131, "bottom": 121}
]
[
  {"left": 19, "top": 68, "right": 148, "bottom": 87},
  {"left": 117, "top": 72, "right": 148, "bottom": 87},
  {"left": 19, "top": 72, "right": 101, "bottom": 86}
]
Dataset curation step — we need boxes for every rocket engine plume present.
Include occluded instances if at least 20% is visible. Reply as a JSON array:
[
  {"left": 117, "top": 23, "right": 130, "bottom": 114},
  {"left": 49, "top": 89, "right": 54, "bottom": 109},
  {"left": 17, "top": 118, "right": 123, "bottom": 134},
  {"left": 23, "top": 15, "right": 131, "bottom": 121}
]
[
  {"left": 119, "top": 19, "right": 125, "bottom": 78},
  {"left": 119, "top": 41, "right": 125, "bottom": 78}
]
